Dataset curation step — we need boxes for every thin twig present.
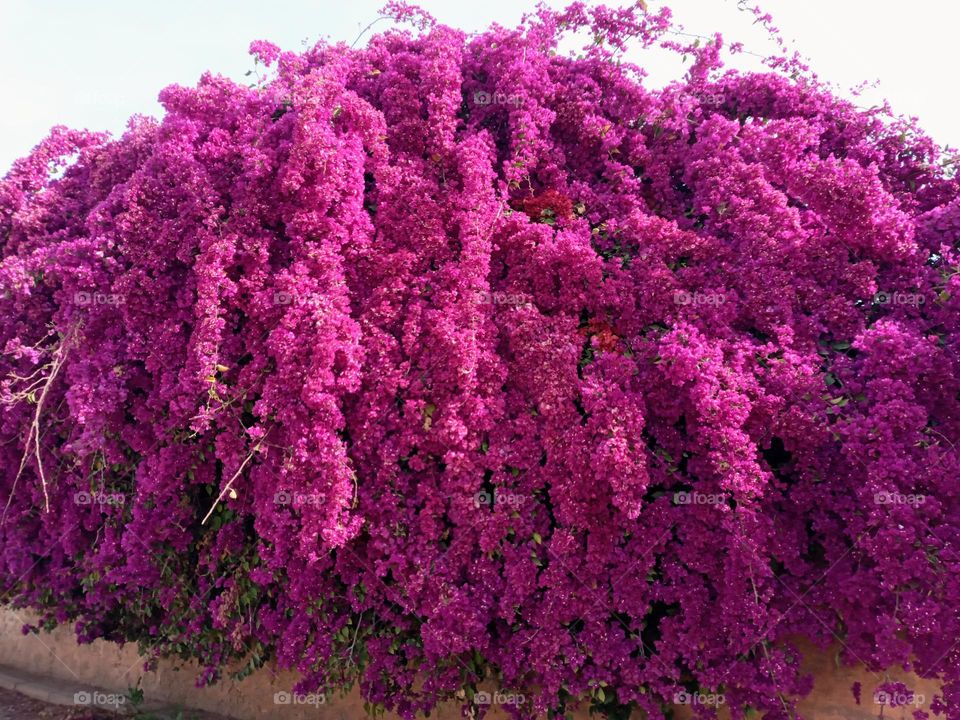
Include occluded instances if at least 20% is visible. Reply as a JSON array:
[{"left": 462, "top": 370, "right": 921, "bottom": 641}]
[
  {"left": 2, "top": 329, "right": 73, "bottom": 517},
  {"left": 352, "top": 16, "right": 390, "bottom": 49},
  {"left": 200, "top": 432, "right": 269, "bottom": 525}
]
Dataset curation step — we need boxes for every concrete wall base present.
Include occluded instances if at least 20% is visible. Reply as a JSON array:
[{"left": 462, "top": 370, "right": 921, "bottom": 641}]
[{"left": 0, "top": 606, "right": 942, "bottom": 719}]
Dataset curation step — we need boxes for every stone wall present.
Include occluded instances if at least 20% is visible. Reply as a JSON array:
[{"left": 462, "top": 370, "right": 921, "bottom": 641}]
[{"left": 0, "top": 607, "right": 941, "bottom": 719}]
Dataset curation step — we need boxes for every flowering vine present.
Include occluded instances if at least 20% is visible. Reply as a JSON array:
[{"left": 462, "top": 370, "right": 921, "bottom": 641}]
[{"left": 1, "top": 3, "right": 958, "bottom": 719}]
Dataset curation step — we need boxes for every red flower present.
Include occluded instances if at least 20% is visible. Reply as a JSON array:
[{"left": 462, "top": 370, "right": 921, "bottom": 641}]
[
  {"left": 579, "top": 318, "right": 620, "bottom": 352},
  {"left": 512, "top": 189, "right": 575, "bottom": 223}
]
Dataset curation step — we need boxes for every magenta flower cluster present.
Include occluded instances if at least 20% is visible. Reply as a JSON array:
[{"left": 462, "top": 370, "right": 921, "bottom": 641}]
[{"left": 2, "top": 3, "right": 959, "bottom": 718}]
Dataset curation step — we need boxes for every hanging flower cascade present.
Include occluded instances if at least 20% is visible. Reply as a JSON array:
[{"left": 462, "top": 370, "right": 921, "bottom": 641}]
[{"left": 1, "top": 3, "right": 959, "bottom": 718}]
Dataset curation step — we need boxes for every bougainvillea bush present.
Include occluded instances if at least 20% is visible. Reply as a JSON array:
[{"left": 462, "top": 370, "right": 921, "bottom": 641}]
[{"left": 2, "top": 2, "right": 959, "bottom": 718}]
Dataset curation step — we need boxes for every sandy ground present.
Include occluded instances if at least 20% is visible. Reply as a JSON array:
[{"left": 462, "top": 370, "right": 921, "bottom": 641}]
[
  {"left": 0, "top": 686, "right": 115, "bottom": 720},
  {"left": 0, "top": 685, "right": 235, "bottom": 720}
]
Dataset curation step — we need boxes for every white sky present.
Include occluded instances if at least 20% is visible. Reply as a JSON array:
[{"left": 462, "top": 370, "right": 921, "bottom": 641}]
[{"left": 1, "top": 0, "right": 957, "bottom": 173}]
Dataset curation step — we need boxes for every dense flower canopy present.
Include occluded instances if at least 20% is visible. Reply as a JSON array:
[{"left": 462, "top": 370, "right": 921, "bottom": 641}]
[{"left": 2, "top": 2, "right": 959, "bottom": 718}]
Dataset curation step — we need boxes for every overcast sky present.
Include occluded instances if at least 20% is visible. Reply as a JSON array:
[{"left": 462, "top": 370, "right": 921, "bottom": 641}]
[{"left": 2, "top": 0, "right": 957, "bottom": 173}]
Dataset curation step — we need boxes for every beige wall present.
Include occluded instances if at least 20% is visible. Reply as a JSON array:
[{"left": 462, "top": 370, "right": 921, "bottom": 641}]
[{"left": 0, "top": 607, "right": 942, "bottom": 719}]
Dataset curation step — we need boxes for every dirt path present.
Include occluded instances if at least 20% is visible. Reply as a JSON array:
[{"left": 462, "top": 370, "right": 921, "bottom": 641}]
[
  {"left": 0, "top": 686, "right": 114, "bottom": 720},
  {"left": 0, "top": 685, "right": 235, "bottom": 720}
]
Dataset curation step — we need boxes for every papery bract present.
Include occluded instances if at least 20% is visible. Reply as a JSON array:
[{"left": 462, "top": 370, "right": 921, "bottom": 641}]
[{"left": 1, "top": 3, "right": 958, "bottom": 719}]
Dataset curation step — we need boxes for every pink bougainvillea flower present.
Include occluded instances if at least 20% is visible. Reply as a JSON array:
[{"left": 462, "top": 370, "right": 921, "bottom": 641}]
[{"left": 1, "top": 3, "right": 958, "bottom": 719}]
